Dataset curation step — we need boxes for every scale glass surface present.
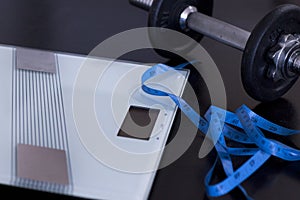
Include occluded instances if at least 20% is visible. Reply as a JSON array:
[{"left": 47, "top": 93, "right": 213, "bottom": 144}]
[{"left": 0, "top": 45, "right": 189, "bottom": 199}]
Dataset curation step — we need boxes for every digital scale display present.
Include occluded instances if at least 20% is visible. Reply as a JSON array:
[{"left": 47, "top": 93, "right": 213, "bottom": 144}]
[{"left": 118, "top": 106, "right": 160, "bottom": 141}]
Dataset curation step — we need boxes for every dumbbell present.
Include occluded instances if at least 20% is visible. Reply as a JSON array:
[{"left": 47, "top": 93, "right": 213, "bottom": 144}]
[{"left": 130, "top": 0, "right": 300, "bottom": 102}]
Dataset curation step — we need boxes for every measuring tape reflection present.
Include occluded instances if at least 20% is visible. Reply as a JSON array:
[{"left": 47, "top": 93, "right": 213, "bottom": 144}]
[{"left": 142, "top": 63, "right": 300, "bottom": 199}]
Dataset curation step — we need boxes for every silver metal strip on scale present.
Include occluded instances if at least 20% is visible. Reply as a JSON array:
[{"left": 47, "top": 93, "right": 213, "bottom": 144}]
[{"left": 11, "top": 48, "right": 73, "bottom": 195}]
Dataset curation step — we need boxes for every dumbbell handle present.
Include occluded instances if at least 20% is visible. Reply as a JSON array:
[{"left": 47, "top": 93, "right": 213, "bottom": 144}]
[
  {"left": 187, "top": 12, "right": 250, "bottom": 50},
  {"left": 131, "top": 0, "right": 250, "bottom": 50},
  {"left": 131, "top": 0, "right": 154, "bottom": 10}
]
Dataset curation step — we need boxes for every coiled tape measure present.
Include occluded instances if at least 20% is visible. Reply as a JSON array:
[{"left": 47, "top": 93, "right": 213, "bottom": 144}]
[{"left": 142, "top": 63, "right": 300, "bottom": 199}]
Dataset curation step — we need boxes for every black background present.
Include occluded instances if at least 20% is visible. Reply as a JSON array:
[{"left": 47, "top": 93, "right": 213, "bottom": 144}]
[{"left": 1, "top": 0, "right": 300, "bottom": 199}]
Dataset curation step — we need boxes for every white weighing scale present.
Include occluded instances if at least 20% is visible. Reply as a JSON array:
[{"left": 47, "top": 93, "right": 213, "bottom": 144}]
[{"left": 0, "top": 45, "right": 189, "bottom": 199}]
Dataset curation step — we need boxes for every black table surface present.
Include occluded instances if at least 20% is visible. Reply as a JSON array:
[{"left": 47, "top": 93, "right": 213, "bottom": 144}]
[{"left": 2, "top": 0, "right": 300, "bottom": 199}]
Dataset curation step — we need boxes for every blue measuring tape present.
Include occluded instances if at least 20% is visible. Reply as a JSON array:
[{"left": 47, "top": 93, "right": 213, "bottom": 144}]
[{"left": 141, "top": 63, "right": 300, "bottom": 199}]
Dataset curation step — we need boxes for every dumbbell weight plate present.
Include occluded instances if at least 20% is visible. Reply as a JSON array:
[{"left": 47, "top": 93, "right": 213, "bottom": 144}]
[
  {"left": 242, "top": 4, "right": 300, "bottom": 102},
  {"left": 148, "top": 0, "right": 213, "bottom": 58}
]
